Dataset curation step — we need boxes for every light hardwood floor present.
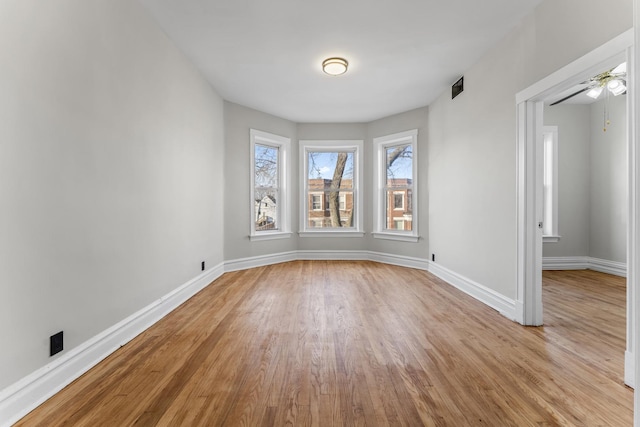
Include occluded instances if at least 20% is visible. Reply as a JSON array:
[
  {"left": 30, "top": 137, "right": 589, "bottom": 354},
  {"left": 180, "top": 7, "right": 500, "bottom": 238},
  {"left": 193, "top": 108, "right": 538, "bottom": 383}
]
[{"left": 16, "top": 262, "right": 632, "bottom": 426}]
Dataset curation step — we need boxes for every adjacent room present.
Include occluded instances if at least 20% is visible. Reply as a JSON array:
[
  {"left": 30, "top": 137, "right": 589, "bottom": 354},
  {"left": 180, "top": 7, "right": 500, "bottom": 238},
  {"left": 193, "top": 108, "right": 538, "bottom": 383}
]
[{"left": 0, "top": 0, "right": 637, "bottom": 425}]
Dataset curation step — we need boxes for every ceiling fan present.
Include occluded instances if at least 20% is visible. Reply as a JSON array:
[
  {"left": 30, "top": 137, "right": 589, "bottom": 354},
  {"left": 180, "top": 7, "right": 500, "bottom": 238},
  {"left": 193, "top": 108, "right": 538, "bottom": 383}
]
[{"left": 550, "top": 62, "right": 627, "bottom": 106}]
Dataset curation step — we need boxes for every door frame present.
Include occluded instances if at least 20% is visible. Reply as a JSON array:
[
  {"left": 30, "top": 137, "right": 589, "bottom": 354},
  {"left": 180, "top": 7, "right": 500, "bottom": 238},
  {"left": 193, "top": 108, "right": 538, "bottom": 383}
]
[{"left": 514, "top": 29, "right": 635, "bottom": 386}]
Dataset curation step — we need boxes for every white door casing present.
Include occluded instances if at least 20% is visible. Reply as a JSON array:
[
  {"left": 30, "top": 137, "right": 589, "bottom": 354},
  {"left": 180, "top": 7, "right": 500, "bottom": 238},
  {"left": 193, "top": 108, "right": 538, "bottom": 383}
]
[{"left": 515, "top": 30, "right": 634, "bottom": 387}]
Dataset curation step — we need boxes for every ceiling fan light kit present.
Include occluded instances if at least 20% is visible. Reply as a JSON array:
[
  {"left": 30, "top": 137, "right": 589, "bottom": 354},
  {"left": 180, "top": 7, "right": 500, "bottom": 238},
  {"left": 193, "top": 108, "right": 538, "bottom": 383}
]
[
  {"left": 607, "top": 79, "right": 626, "bottom": 96},
  {"left": 549, "top": 62, "right": 627, "bottom": 132},
  {"left": 586, "top": 86, "right": 603, "bottom": 99}
]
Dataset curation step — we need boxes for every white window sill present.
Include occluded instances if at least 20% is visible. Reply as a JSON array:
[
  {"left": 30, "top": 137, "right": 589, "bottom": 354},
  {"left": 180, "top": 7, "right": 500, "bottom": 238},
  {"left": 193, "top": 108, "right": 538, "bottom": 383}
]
[
  {"left": 249, "top": 232, "right": 293, "bottom": 241},
  {"left": 372, "top": 232, "right": 420, "bottom": 242},
  {"left": 299, "top": 231, "right": 365, "bottom": 238},
  {"left": 543, "top": 235, "right": 561, "bottom": 243}
]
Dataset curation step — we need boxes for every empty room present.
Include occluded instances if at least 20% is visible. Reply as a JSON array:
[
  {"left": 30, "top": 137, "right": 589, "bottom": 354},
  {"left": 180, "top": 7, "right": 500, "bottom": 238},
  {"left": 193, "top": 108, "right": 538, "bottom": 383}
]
[{"left": 1, "top": 0, "right": 639, "bottom": 425}]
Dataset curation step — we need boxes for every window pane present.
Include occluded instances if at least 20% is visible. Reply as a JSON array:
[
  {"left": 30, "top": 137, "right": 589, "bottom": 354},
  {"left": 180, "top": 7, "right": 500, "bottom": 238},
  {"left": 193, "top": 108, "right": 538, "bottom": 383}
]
[
  {"left": 308, "top": 152, "right": 353, "bottom": 183},
  {"left": 384, "top": 145, "right": 413, "bottom": 231},
  {"left": 385, "top": 189, "right": 412, "bottom": 231},
  {"left": 311, "top": 194, "right": 322, "bottom": 210},
  {"left": 542, "top": 130, "right": 555, "bottom": 236},
  {"left": 254, "top": 189, "right": 278, "bottom": 231},
  {"left": 385, "top": 144, "right": 412, "bottom": 187},
  {"left": 307, "top": 151, "right": 355, "bottom": 229},
  {"left": 394, "top": 193, "right": 404, "bottom": 209},
  {"left": 255, "top": 144, "right": 278, "bottom": 188},
  {"left": 373, "top": 130, "right": 417, "bottom": 238}
]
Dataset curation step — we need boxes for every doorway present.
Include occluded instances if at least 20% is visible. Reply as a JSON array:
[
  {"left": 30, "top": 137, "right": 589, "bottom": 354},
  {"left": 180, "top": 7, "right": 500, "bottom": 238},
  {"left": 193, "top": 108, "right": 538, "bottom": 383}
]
[{"left": 515, "top": 29, "right": 635, "bottom": 386}]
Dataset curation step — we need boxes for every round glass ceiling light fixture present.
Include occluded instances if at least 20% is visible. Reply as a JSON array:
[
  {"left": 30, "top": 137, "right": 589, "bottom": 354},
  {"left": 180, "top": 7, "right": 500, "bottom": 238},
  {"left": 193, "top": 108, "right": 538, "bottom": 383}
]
[{"left": 322, "top": 57, "right": 348, "bottom": 76}]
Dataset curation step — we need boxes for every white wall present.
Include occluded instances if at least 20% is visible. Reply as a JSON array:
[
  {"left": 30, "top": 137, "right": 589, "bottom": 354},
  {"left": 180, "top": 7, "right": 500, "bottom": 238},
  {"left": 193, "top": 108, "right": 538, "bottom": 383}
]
[
  {"left": 222, "top": 108, "right": 430, "bottom": 259},
  {"left": 0, "top": 0, "right": 225, "bottom": 390},
  {"left": 542, "top": 96, "right": 627, "bottom": 263},
  {"left": 2, "top": 0, "right": 632, "bottom": 401},
  {"left": 296, "top": 123, "right": 368, "bottom": 252},
  {"left": 366, "top": 107, "right": 430, "bottom": 258},
  {"left": 590, "top": 95, "right": 628, "bottom": 263},
  {"left": 427, "top": 0, "right": 632, "bottom": 299},
  {"left": 543, "top": 104, "right": 591, "bottom": 257},
  {"left": 224, "top": 102, "right": 298, "bottom": 260}
]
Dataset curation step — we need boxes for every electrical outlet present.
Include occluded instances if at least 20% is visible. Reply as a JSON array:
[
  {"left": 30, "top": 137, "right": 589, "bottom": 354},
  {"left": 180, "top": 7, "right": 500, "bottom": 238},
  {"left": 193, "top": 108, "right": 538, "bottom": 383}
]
[
  {"left": 201, "top": 261, "right": 205, "bottom": 271},
  {"left": 50, "top": 331, "right": 63, "bottom": 356}
]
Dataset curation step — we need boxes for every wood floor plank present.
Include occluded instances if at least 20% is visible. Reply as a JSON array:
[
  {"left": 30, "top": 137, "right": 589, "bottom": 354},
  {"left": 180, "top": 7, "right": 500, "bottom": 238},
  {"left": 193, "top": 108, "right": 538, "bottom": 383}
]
[{"left": 15, "top": 262, "right": 633, "bottom": 426}]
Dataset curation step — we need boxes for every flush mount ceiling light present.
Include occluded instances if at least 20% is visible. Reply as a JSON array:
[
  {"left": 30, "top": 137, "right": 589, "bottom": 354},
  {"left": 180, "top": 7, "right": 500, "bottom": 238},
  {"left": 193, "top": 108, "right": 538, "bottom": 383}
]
[{"left": 322, "top": 57, "right": 348, "bottom": 76}]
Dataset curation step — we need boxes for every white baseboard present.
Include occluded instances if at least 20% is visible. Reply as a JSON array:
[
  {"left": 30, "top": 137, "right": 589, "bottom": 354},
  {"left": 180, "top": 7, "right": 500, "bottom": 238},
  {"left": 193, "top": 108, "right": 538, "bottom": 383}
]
[
  {"left": 297, "top": 250, "right": 369, "bottom": 261},
  {"left": 542, "top": 256, "right": 627, "bottom": 277},
  {"left": 367, "top": 251, "right": 430, "bottom": 271},
  {"left": 224, "top": 251, "right": 297, "bottom": 272},
  {"left": 1, "top": 251, "right": 520, "bottom": 426},
  {"left": 625, "top": 350, "right": 635, "bottom": 388},
  {"left": 294, "top": 250, "right": 515, "bottom": 320},
  {"left": 588, "top": 257, "right": 627, "bottom": 277},
  {"left": 542, "top": 256, "right": 589, "bottom": 270},
  {"left": 428, "top": 262, "right": 517, "bottom": 321},
  {"left": 0, "top": 263, "right": 224, "bottom": 427}
]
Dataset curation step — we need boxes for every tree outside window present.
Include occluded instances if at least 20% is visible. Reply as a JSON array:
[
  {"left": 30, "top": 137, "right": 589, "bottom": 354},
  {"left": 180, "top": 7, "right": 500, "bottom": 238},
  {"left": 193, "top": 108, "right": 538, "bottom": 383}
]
[
  {"left": 373, "top": 130, "right": 418, "bottom": 242},
  {"left": 254, "top": 143, "right": 279, "bottom": 231},
  {"left": 250, "top": 130, "right": 291, "bottom": 240},
  {"left": 300, "top": 140, "right": 363, "bottom": 235},
  {"left": 385, "top": 144, "right": 413, "bottom": 230}
]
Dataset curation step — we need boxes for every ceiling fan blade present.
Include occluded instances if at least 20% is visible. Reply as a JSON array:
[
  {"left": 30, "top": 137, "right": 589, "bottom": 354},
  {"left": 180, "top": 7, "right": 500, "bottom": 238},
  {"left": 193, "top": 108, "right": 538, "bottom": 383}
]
[{"left": 549, "top": 86, "right": 590, "bottom": 106}]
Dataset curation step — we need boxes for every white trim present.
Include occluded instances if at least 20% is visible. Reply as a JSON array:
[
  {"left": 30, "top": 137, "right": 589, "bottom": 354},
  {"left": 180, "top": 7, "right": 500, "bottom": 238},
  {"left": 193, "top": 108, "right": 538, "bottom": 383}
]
[
  {"left": 516, "top": 29, "right": 634, "bottom": 329},
  {"left": 624, "top": 350, "right": 636, "bottom": 390},
  {"left": 626, "top": 350, "right": 635, "bottom": 389},
  {"left": 543, "top": 235, "right": 561, "bottom": 243},
  {"left": 542, "top": 257, "right": 627, "bottom": 277},
  {"left": 0, "top": 264, "right": 225, "bottom": 427},
  {"left": 590, "top": 257, "right": 628, "bottom": 277},
  {"left": 250, "top": 129, "right": 291, "bottom": 238},
  {"left": 249, "top": 231, "right": 293, "bottom": 241},
  {"left": 299, "top": 140, "right": 364, "bottom": 234},
  {"left": 234, "top": 250, "right": 517, "bottom": 321},
  {"left": 632, "top": 1, "right": 640, "bottom": 411},
  {"left": 372, "top": 129, "right": 419, "bottom": 240},
  {"left": 371, "top": 232, "right": 420, "bottom": 242},
  {"left": 1, "top": 251, "right": 522, "bottom": 426},
  {"left": 298, "top": 231, "right": 365, "bottom": 238},
  {"left": 542, "top": 126, "right": 559, "bottom": 239},
  {"left": 289, "top": 250, "right": 517, "bottom": 319},
  {"left": 515, "top": 100, "right": 544, "bottom": 326},
  {"left": 223, "top": 251, "right": 298, "bottom": 272},
  {"left": 428, "top": 262, "right": 517, "bottom": 321},
  {"left": 516, "top": 29, "right": 633, "bottom": 104},
  {"left": 366, "top": 251, "right": 430, "bottom": 270},
  {"left": 542, "top": 256, "right": 589, "bottom": 270},
  {"left": 296, "top": 250, "right": 370, "bottom": 260}
]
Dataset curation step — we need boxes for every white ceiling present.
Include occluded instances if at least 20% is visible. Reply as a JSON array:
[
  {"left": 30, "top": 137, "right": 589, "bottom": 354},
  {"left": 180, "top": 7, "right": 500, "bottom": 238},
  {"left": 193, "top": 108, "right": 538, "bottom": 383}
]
[{"left": 139, "top": 0, "right": 542, "bottom": 123}]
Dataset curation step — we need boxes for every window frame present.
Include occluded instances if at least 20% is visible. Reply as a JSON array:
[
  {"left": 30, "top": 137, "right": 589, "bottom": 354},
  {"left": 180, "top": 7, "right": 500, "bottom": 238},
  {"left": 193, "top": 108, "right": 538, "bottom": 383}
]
[
  {"left": 542, "top": 126, "right": 560, "bottom": 242},
  {"left": 299, "top": 140, "right": 364, "bottom": 237},
  {"left": 250, "top": 129, "right": 292, "bottom": 241},
  {"left": 393, "top": 192, "right": 405, "bottom": 210},
  {"left": 311, "top": 193, "right": 323, "bottom": 211},
  {"left": 372, "top": 129, "right": 419, "bottom": 242}
]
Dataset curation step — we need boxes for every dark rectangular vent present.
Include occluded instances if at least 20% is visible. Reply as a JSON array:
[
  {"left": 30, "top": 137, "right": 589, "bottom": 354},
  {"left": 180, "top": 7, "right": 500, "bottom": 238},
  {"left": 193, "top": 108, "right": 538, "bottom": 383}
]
[{"left": 452, "top": 76, "right": 464, "bottom": 99}]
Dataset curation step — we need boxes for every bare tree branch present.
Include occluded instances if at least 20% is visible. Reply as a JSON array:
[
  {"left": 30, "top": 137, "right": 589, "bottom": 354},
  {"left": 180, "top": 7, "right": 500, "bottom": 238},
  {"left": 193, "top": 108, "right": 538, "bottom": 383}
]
[{"left": 328, "top": 152, "right": 348, "bottom": 227}]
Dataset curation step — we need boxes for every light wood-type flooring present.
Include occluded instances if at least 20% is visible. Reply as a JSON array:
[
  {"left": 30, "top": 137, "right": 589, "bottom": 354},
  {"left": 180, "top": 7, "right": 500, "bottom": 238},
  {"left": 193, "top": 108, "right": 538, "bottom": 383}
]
[{"left": 16, "top": 262, "right": 633, "bottom": 426}]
